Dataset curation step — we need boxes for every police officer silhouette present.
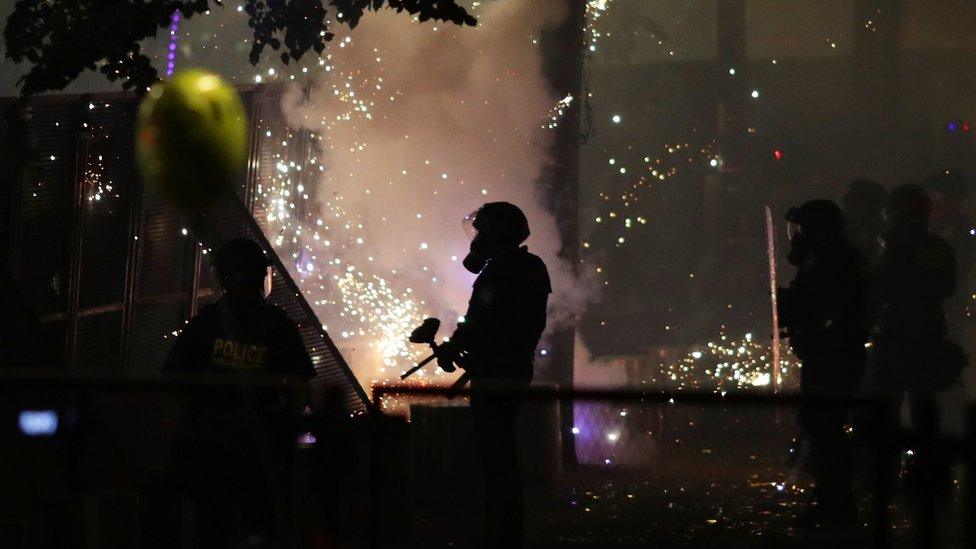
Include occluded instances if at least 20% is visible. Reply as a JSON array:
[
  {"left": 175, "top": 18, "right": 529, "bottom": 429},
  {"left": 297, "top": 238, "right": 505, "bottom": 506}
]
[
  {"left": 436, "top": 202, "right": 551, "bottom": 548},
  {"left": 164, "top": 237, "right": 313, "bottom": 548},
  {"left": 779, "top": 199, "right": 869, "bottom": 526}
]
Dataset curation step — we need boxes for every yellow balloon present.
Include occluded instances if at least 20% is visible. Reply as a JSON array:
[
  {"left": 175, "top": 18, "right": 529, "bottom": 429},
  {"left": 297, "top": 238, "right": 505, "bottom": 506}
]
[{"left": 136, "top": 69, "right": 248, "bottom": 213}]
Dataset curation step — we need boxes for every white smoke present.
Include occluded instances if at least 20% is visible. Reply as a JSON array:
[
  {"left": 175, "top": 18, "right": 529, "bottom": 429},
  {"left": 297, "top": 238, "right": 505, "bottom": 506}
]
[{"left": 281, "top": 0, "right": 593, "bottom": 381}]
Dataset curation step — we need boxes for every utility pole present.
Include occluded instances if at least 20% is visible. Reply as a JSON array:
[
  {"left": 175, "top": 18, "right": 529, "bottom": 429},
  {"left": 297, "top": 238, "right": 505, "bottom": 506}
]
[{"left": 541, "top": 0, "right": 586, "bottom": 464}]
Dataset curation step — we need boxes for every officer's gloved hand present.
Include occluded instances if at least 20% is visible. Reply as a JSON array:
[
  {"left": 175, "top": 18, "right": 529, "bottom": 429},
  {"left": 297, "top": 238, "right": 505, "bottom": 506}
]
[{"left": 436, "top": 341, "right": 458, "bottom": 373}]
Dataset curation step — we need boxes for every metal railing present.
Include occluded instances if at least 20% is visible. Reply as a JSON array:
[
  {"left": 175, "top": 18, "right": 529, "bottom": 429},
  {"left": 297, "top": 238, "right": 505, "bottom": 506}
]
[
  {"left": 1, "top": 371, "right": 972, "bottom": 548},
  {"left": 369, "top": 383, "right": 974, "bottom": 549}
]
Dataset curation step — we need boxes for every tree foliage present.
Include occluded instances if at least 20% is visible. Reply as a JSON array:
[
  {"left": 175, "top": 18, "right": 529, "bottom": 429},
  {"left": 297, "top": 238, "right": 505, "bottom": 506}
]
[{"left": 4, "top": 0, "right": 476, "bottom": 96}]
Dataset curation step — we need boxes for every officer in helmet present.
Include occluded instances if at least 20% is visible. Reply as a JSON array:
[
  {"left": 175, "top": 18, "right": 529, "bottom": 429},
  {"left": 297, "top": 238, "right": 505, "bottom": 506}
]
[
  {"left": 865, "top": 184, "right": 960, "bottom": 502},
  {"left": 778, "top": 199, "right": 868, "bottom": 526},
  {"left": 437, "top": 202, "right": 551, "bottom": 548},
  {"left": 164, "top": 237, "right": 313, "bottom": 548},
  {"left": 164, "top": 237, "right": 314, "bottom": 377},
  {"left": 868, "top": 184, "right": 958, "bottom": 397}
]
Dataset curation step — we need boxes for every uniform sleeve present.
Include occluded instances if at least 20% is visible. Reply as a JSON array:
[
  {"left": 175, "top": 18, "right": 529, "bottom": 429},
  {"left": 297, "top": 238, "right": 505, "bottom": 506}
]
[
  {"left": 163, "top": 316, "right": 205, "bottom": 372},
  {"left": 278, "top": 316, "right": 316, "bottom": 378}
]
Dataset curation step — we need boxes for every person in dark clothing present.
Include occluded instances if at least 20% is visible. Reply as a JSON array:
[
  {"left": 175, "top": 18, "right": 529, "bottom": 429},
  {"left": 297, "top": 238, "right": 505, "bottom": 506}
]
[
  {"left": 164, "top": 237, "right": 314, "bottom": 548},
  {"left": 164, "top": 238, "right": 314, "bottom": 378},
  {"left": 778, "top": 199, "right": 869, "bottom": 526},
  {"left": 435, "top": 202, "right": 551, "bottom": 548},
  {"left": 924, "top": 172, "right": 974, "bottom": 362},
  {"left": 866, "top": 184, "right": 957, "bottom": 404},
  {"left": 864, "top": 184, "right": 960, "bottom": 507},
  {"left": 841, "top": 179, "right": 888, "bottom": 274}
]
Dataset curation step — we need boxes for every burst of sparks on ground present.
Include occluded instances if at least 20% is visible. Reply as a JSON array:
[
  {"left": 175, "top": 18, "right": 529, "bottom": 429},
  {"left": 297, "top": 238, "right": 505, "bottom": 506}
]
[{"left": 659, "top": 330, "right": 798, "bottom": 392}]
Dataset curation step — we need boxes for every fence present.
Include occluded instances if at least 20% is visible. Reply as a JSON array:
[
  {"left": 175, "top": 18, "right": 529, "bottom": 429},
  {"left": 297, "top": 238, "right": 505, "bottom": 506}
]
[
  {"left": 369, "top": 383, "right": 975, "bottom": 549},
  {"left": 0, "top": 372, "right": 972, "bottom": 548}
]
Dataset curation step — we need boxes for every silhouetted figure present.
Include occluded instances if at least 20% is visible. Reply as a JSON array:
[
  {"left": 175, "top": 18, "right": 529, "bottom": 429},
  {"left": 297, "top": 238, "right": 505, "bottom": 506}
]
[
  {"left": 864, "top": 184, "right": 962, "bottom": 502},
  {"left": 436, "top": 202, "right": 551, "bottom": 548},
  {"left": 778, "top": 199, "right": 868, "bottom": 526},
  {"left": 841, "top": 179, "right": 887, "bottom": 274},
  {"left": 924, "top": 171, "right": 975, "bottom": 358},
  {"left": 164, "top": 237, "right": 314, "bottom": 548}
]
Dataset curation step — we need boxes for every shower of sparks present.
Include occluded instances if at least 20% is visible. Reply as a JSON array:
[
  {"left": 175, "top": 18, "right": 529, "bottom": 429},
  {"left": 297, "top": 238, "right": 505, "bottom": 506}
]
[
  {"left": 249, "top": 122, "right": 438, "bottom": 384},
  {"left": 659, "top": 330, "right": 798, "bottom": 392},
  {"left": 248, "top": 32, "right": 457, "bottom": 386},
  {"left": 83, "top": 154, "right": 114, "bottom": 204}
]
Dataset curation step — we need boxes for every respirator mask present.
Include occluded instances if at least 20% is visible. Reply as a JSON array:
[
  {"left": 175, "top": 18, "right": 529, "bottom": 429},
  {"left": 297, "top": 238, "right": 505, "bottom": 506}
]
[{"left": 462, "top": 210, "right": 489, "bottom": 274}]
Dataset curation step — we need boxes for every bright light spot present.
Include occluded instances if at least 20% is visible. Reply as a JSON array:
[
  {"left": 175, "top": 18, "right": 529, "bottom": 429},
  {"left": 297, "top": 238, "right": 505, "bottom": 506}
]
[
  {"left": 611, "top": 114, "right": 622, "bottom": 124},
  {"left": 19, "top": 410, "right": 58, "bottom": 437},
  {"left": 750, "top": 90, "right": 760, "bottom": 99}
]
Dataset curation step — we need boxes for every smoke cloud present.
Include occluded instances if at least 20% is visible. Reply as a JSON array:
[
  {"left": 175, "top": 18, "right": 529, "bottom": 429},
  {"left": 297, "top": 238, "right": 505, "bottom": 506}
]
[{"left": 281, "top": 0, "right": 592, "bottom": 381}]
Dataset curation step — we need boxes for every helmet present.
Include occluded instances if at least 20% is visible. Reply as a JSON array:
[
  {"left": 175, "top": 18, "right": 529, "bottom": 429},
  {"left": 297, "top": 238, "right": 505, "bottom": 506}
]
[
  {"left": 886, "top": 184, "right": 931, "bottom": 225},
  {"left": 785, "top": 199, "right": 844, "bottom": 239},
  {"left": 464, "top": 202, "right": 530, "bottom": 247},
  {"left": 215, "top": 238, "right": 270, "bottom": 289}
]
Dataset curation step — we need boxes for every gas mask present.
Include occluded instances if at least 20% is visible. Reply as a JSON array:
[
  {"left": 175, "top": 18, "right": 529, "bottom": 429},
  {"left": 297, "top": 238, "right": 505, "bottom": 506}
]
[
  {"left": 787, "top": 232, "right": 814, "bottom": 267},
  {"left": 463, "top": 234, "right": 493, "bottom": 274},
  {"left": 462, "top": 211, "right": 490, "bottom": 273}
]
